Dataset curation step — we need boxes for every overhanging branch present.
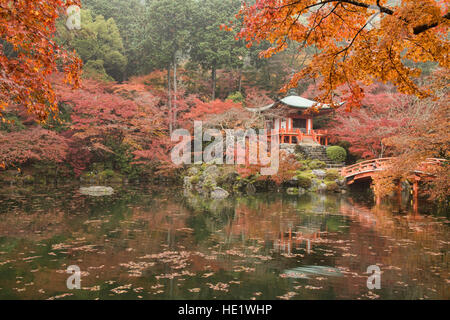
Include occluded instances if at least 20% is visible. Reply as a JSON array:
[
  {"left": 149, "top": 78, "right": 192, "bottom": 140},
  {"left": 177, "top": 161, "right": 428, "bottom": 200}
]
[{"left": 273, "top": 1, "right": 449, "bottom": 35}]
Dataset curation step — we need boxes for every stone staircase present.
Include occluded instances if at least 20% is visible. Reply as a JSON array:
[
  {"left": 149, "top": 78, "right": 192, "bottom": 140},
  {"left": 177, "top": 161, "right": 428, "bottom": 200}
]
[{"left": 296, "top": 145, "right": 345, "bottom": 169}]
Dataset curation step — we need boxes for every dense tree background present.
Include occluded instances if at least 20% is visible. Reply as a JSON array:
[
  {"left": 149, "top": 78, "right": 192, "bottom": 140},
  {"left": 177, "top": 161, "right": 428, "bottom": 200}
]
[
  {"left": 52, "top": 0, "right": 302, "bottom": 98},
  {"left": 0, "top": 0, "right": 447, "bottom": 202}
]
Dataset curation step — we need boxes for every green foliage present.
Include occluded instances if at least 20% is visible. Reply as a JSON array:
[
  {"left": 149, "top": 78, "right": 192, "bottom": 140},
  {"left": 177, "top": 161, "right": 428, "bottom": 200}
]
[
  {"left": 226, "top": 91, "right": 244, "bottom": 103},
  {"left": 56, "top": 10, "right": 127, "bottom": 81},
  {"left": 98, "top": 169, "right": 115, "bottom": 180},
  {"left": 42, "top": 103, "right": 72, "bottom": 132},
  {"left": 190, "top": 175, "right": 200, "bottom": 184},
  {"left": 325, "top": 169, "right": 340, "bottom": 181},
  {"left": 142, "top": 0, "right": 194, "bottom": 72},
  {"left": 82, "top": 0, "right": 147, "bottom": 78},
  {"left": 189, "top": 0, "right": 248, "bottom": 98},
  {"left": 104, "top": 51, "right": 127, "bottom": 80},
  {"left": 0, "top": 114, "right": 25, "bottom": 132},
  {"left": 286, "top": 187, "right": 298, "bottom": 195},
  {"left": 326, "top": 146, "right": 347, "bottom": 162},
  {"left": 324, "top": 181, "right": 339, "bottom": 192},
  {"left": 295, "top": 171, "right": 314, "bottom": 189},
  {"left": 308, "top": 160, "right": 326, "bottom": 169},
  {"left": 93, "top": 135, "right": 142, "bottom": 181},
  {"left": 83, "top": 60, "right": 113, "bottom": 81},
  {"left": 296, "top": 160, "right": 310, "bottom": 170}
]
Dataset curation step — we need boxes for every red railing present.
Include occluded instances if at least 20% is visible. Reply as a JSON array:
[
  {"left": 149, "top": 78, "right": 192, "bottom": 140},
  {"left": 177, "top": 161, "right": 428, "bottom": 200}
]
[
  {"left": 340, "top": 158, "right": 393, "bottom": 178},
  {"left": 271, "top": 128, "right": 329, "bottom": 145},
  {"left": 340, "top": 157, "right": 447, "bottom": 178}
]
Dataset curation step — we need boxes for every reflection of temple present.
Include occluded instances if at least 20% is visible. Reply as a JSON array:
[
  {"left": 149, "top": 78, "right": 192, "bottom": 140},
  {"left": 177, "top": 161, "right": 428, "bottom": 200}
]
[
  {"left": 224, "top": 195, "right": 337, "bottom": 255},
  {"left": 273, "top": 228, "right": 324, "bottom": 255}
]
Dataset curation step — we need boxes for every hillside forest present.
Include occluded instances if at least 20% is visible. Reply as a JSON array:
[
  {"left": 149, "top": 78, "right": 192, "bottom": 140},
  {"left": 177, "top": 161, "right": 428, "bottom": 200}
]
[{"left": 0, "top": 0, "right": 448, "bottom": 204}]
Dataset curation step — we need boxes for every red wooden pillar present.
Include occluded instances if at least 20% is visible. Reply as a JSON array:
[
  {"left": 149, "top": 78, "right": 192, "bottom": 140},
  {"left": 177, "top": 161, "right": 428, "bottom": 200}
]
[
  {"left": 413, "top": 180, "right": 418, "bottom": 199},
  {"left": 397, "top": 180, "right": 402, "bottom": 205},
  {"left": 413, "top": 179, "right": 419, "bottom": 212},
  {"left": 413, "top": 197, "right": 418, "bottom": 214},
  {"left": 376, "top": 195, "right": 381, "bottom": 206}
]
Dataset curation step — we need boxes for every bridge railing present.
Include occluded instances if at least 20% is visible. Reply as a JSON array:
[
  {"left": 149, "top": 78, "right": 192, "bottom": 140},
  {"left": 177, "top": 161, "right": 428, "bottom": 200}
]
[
  {"left": 340, "top": 158, "right": 394, "bottom": 178},
  {"left": 340, "top": 157, "right": 447, "bottom": 178},
  {"left": 415, "top": 158, "right": 447, "bottom": 173}
]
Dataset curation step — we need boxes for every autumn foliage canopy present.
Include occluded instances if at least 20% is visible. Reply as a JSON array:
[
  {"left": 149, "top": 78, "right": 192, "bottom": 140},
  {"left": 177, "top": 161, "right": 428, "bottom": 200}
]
[
  {"left": 234, "top": 0, "right": 449, "bottom": 108},
  {"left": 0, "top": 0, "right": 82, "bottom": 120}
]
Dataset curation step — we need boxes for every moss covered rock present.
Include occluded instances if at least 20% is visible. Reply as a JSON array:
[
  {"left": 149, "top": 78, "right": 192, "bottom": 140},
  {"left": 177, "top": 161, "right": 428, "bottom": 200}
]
[
  {"left": 325, "top": 169, "right": 340, "bottom": 181},
  {"left": 308, "top": 160, "right": 326, "bottom": 169},
  {"left": 295, "top": 171, "right": 314, "bottom": 189},
  {"left": 325, "top": 181, "right": 340, "bottom": 192}
]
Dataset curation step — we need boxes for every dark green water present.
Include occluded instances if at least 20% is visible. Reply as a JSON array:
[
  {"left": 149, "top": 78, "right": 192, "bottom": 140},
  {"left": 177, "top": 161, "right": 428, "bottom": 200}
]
[{"left": 0, "top": 184, "right": 448, "bottom": 300}]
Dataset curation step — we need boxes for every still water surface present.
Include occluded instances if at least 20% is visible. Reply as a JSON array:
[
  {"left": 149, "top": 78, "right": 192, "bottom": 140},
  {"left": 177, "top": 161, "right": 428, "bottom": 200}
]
[{"left": 0, "top": 185, "right": 448, "bottom": 299}]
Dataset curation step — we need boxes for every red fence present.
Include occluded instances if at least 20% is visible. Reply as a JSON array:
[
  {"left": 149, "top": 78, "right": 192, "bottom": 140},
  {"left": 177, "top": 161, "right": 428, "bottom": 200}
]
[
  {"left": 340, "top": 157, "right": 446, "bottom": 179},
  {"left": 270, "top": 129, "right": 329, "bottom": 145}
]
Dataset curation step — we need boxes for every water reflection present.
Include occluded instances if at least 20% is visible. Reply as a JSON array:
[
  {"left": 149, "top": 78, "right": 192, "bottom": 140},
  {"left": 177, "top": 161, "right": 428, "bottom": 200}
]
[{"left": 0, "top": 185, "right": 448, "bottom": 300}]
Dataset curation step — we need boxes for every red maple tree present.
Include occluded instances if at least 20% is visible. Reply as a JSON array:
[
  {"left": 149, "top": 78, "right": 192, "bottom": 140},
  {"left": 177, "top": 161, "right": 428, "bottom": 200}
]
[
  {"left": 328, "top": 83, "right": 411, "bottom": 158},
  {"left": 0, "top": 0, "right": 82, "bottom": 120}
]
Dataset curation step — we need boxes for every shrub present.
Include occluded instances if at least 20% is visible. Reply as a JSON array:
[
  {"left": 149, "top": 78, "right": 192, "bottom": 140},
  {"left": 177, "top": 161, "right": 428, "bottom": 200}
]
[
  {"left": 326, "top": 146, "right": 347, "bottom": 162},
  {"left": 226, "top": 91, "right": 244, "bottom": 103},
  {"left": 308, "top": 159, "right": 326, "bottom": 169},
  {"left": 325, "top": 169, "right": 340, "bottom": 181},
  {"left": 99, "top": 169, "right": 115, "bottom": 179},
  {"left": 296, "top": 171, "right": 314, "bottom": 189},
  {"left": 325, "top": 181, "right": 339, "bottom": 192},
  {"left": 190, "top": 175, "right": 200, "bottom": 184},
  {"left": 296, "top": 160, "right": 310, "bottom": 171}
]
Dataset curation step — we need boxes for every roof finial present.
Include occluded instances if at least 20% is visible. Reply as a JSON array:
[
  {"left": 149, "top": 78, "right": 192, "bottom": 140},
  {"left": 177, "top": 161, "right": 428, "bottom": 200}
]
[
  {"left": 288, "top": 69, "right": 298, "bottom": 96},
  {"left": 287, "top": 87, "right": 298, "bottom": 96}
]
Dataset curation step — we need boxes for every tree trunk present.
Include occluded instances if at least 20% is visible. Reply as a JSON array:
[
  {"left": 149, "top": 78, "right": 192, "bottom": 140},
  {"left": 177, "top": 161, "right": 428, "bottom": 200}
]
[
  {"left": 167, "top": 67, "right": 172, "bottom": 135},
  {"left": 173, "top": 55, "right": 177, "bottom": 130},
  {"left": 211, "top": 65, "right": 216, "bottom": 101},
  {"left": 238, "top": 68, "right": 242, "bottom": 93}
]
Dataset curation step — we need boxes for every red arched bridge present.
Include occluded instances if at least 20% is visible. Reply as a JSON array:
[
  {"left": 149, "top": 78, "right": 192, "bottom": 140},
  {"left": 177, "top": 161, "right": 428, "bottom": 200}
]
[{"left": 340, "top": 157, "right": 446, "bottom": 185}]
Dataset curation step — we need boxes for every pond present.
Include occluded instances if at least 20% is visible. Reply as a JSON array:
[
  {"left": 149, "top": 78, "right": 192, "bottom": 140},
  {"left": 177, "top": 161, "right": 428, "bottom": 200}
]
[{"left": 0, "top": 184, "right": 448, "bottom": 300}]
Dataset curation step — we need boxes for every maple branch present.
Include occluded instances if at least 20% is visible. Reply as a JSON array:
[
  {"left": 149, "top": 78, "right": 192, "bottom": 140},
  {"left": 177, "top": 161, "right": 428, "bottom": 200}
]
[
  {"left": 413, "top": 12, "right": 450, "bottom": 35},
  {"left": 273, "top": 0, "right": 449, "bottom": 35}
]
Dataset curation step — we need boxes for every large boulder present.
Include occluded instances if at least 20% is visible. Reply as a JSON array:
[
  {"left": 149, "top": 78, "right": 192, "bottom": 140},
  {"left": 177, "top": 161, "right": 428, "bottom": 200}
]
[
  {"left": 202, "top": 165, "right": 220, "bottom": 179},
  {"left": 311, "top": 178, "right": 320, "bottom": 190},
  {"left": 317, "top": 182, "right": 328, "bottom": 193},
  {"left": 298, "top": 187, "right": 306, "bottom": 195},
  {"left": 79, "top": 186, "right": 114, "bottom": 197},
  {"left": 183, "top": 176, "right": 192, "bottom": 190},
  {"left": 223, "top": 171, "right": 239, "bottom": 185},
  {"left": 245, "top": 183, "right": 256, "bottom": 195},
  {"left": 335, "top": 178, "right": 346, "bottom": 187},
  {"left": 312, "top": 169, "right": 326, "bottom": 180},
  {"left": 210, "top": 187, "right": 229, "bottom": 199},
  {"left": 187, "top": 167, "right": 199, "bottom": 176}
]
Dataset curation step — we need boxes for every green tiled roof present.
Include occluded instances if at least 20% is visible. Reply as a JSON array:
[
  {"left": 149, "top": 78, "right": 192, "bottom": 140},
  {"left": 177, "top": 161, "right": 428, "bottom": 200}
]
[
  {"left": 278, "top": 95, "right": 332, "bottom": 109},
  {"left": 246, "top": 94, "right": 343, "bottom": 112}
]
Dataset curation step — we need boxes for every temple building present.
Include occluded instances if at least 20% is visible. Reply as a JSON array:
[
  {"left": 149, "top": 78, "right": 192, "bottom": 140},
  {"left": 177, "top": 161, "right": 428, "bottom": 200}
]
[{"left": 249, "top": 90, "right": 342, "bottom": 146}]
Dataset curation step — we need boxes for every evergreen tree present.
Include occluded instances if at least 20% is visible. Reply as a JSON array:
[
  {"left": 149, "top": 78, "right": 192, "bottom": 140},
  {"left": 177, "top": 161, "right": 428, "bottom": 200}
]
[
  {"left": 189, "top": 0, "right": 248, "bottom": 100},
  {"left": 56, "top": 10, "right": 127, "bottom": 81},
  {"left": 82, "top": 0, "right": 147, "bottom": 79}
]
